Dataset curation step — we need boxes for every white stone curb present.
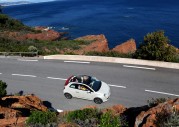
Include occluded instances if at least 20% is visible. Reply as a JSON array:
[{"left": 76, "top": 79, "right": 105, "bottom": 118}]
[{"left": 43, "top": 55, "right": 179, "bottom": 69}]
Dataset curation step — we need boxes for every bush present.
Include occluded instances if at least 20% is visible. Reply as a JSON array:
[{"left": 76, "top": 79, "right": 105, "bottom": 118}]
[
  {"left": 147, "top": 98, "right": 167, "bottom": 107},
  {"left": 134, "top": 30, "right": 178, "bottom": 62},
  {"left": 66, "top": 108, "right": 101, "bottom": 122},
  {"left": 26, "top": 110, "right": 57, "bottom": 126},
  {"left": 85, "top": 51, "right": 133, "bottom": 58},
  {"left": 154, "top": 109, "right": 179, "bottom": 127},
  {"left": 0, "top": 80, "right": 7, "bottom": 97},
  {"left": 164, "top": 111, "right": 179, "bottom": 127},
  {"left": 28, "top": 45, "right": 38, "bottom": 52},
  {"left": 65, "top": 108, "right": 101, "bottom": 127},
  {"left": 0, "top": 14, "right": 35, "bottom": 31},
  {"left": 99, "top": 111, "right": 121, "bottom": 127}
]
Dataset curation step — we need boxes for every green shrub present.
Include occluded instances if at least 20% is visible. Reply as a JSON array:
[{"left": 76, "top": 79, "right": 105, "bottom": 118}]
[
  {"left": 64, "top": 52, "right": 76, "bottom": 55},
  {"left": 134, "top": 30, "right": 178, "bottom": 62},
  {"left": 85, "top": 51, "right": 133, "bottom": 58},
  {"left": 147, "top": 98, "right": 167, "bottom": 107},
  {"left": 0, "top": 14, "right": 35, "bottom": 31},
  {"left": 28, "top": 45, "right": 38, "bottom": 52},
  {"left": 0, "top": 80, "right": 7, "bottom": 97},
  {"left": 26, "top": 110, "right": 57, "bottom": 126},
  {"left": 99, "top": 111, "right": 121, "bottom": 127},
  {"left": 66, "top": 108, "right": 101, "bottom": 122},
  {"left": 154, "top": 109, "right": 179, "bottom": 127}
]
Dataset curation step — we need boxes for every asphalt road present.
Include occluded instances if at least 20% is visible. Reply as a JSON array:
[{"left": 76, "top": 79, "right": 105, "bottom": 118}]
[{"left": 0, "top": 57, "right": 179, "bottom": 111}]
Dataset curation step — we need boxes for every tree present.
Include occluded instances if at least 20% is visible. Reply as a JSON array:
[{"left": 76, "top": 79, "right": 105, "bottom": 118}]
[
  {"left": 134, "top": 30, "right": 178, "bottom": 62},
  {"left": 0, "top": 80, "right": 7, "bottom": 98}
]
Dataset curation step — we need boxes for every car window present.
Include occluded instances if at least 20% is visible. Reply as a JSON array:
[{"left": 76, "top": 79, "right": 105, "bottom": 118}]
[
  {"left": 69, "top": 83, "right": 79, "bottom": 89},
  {"left": 78, "top": 84, "right": 93, "bottom": 92}
]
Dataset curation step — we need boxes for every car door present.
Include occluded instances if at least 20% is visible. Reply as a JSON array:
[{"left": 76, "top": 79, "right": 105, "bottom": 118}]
[
  {"left": 78, "top": 84, "right": 95, "bottom": 100},
  {"left": 69, "top": 83, "right": 81, "bottom": 98}
]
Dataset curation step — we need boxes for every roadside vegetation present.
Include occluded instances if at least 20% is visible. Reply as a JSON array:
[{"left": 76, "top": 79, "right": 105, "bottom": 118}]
[
  {"left": 26, "top": 108, "right": 128, "bottom": 127},
  {"left": 85, "top": 51, "right": 133, "bottom": 58},
  {"left": 134, "top": 30, "right": 179, "bottom": 62},
  {"left": 154, "top": 108, "right": 179, "bottom": 127}
]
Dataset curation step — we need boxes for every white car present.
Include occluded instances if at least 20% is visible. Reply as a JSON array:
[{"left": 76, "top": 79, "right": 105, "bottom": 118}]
[{"left": 63, "top": 75, "right": 111, "bottom": 104}]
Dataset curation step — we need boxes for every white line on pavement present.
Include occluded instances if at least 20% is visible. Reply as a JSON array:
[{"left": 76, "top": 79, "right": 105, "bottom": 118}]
[
  {"left": 47, "top": 77, "right": 67, "bottom": 80},
  {"left": 0, "top": 73, "right": 2, "bottom": 74},
  {"left": 18, "top": 59, "right": 38, "bottom": 62},
  {"left": 12, "top": 74, "right": 37, "bottom": 78},
  {"left": 64, "top": 61, "right": 90, "bottom": 64},
  {"left": 57, "top": 109, "right": 63, "bottom": 113},
  {"left": 123, "top": 65, "right": 156, "bottom": 70},
  {"left": 145, "top": 89, "right": 179, "bottom": 97},
  {"left": 109, "top": 84, "right": 127, "bottom": 88}
]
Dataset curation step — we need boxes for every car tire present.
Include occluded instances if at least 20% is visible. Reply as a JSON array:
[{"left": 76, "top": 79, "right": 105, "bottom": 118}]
[
  {"left": 64, "top": 93, "right": 72, "bottom": 99},
  {"left": 94, "top": 98, "right": 103, "bottom": 104}
]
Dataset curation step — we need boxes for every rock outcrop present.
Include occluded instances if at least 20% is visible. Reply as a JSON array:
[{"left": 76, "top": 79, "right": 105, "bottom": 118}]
[
  {"left": 75, "top": 34, "right": 109, "bottom": 54},
  {"left": 19, "top": 26, "right": 62, "bottom": 41},
  {"left": 112, "top": 39, "right": 137, "bottom": 54},
  {"left": 0, "top": 26, "right": 62, "bottom": 41},
  {"left": 0, "top": 94, "right": 48, "bottom": 126},
  {"left": 135, "top": 98, "right": 179, "bottom": 127}
]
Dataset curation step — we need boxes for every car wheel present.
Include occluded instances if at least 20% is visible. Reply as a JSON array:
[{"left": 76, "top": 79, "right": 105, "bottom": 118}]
[
  {"left": 94, "top": 98, "right": 103, "bottom": 104},
  {"left": 64, "top": 93, "right": 72, "bottom": 99}
]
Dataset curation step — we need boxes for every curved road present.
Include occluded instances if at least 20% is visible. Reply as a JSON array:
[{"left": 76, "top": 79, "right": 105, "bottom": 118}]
[{"left": 0, "top": 57, "right": 179, "bottom": 111}]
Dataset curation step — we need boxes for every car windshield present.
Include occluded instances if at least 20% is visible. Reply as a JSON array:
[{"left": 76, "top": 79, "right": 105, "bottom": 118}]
[{"left": 89, "top": 77, "right": 102, "bottom": 92}]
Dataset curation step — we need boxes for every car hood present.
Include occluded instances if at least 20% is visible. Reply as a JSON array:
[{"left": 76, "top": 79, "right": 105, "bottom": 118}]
[{"left": 98, "top": 81, "right": 110, "bottom": 96}]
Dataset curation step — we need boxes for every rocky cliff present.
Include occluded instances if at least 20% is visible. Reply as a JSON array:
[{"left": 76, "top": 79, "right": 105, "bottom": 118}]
[
  {"left": 112, "top": 39, "right": 137, "bottom": 53},
  {"left": 0, "top": 94, "right": 47, "bottom": 126},
  {"left": 75, "top": 34, "right": 109, "bottom": 54}
]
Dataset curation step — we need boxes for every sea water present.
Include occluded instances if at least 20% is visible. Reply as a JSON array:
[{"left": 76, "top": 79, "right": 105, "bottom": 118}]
[{"left": 2, "top": 0, "right": 179, "bottom": 48}]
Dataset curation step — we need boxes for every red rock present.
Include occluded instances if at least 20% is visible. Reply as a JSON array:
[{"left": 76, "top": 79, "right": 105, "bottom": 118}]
[
  {"left": 112, "top": 39, "right": 136, "bottom": 54},
  {"left": 75, "top": 34, "right": 109, "bottom": 54},
  {"left": 135, "top": 98, "right": 179, "bottom": 127},
  {"left": 0, "top": 94, "right": 48, "bottom": 127}
]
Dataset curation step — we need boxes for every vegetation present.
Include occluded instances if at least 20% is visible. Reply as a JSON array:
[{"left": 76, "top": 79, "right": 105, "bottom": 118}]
[
  {"left": 134, "top": 30, "right": 178, "bottom": 62},
  {"left": 86, "top": 51, "right": 133, "bottom": 58},
  {"left": 154, "top": 109, "right": 179, "bottom": 127},
  {"left": 64, "top": 108, "right": 127, "bottom": 127},
  {"left": 100, "top": 111, "right": 122, "bottom": 127},
  {"left": 0, "top": 14, "right": 35, "bottom": 32},
  {"left": 0, "top": 80, "right": 7, "bottom": 98},
  {"left": 0, "top": 36, "right": 90, "bottom": 55},
  {"left": 26, "top": 110, "right": 57, "bottom": 126},
  {"left": 147, "top": 98, "right": 167, "bottom": 107}
]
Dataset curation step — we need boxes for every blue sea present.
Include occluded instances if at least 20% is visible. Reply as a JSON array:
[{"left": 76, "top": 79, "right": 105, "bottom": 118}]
[{"left": 2, "top": 0, "right": 179, "bottom": 48}]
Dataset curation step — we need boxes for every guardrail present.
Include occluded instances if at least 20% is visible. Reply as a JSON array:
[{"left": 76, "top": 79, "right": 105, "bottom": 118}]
[{"left": 0, "top": 52, "right": 38, "bottom": 57}]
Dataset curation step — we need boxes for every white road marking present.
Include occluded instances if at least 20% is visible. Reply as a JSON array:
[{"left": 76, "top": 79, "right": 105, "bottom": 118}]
[
  {"left": 12, "top": 74, "right": 37, "bottom": 77},
  {"left": 57, "top": 109, "right": 63, "bottom": 113},
  {"left": 123, "top": 65, "right": 156, "bottom": 70},
  {"left": 64, "top": 61, "right": 90, "bottom": 64},
  {"left": 109, "top": 84, "right": 127, "bottom": 88},
  {"left": 0, "top": 73, "right": 2, "bottom": 74},
  {"left": 47, "top": 77, "right": 67, "bottom": 80},
  {"left": 18, "top": 59, "right": 38, "bottom": 62},
  {"left": 145, "top": 89, "right": 179, "bottom": 97}
]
